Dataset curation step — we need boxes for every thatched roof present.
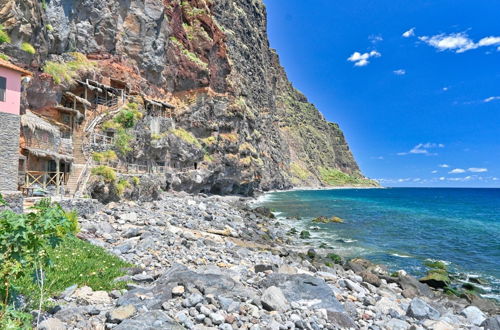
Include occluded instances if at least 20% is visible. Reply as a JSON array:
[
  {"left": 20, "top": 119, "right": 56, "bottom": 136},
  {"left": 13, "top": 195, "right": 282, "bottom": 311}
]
[
  {"left": 64, "top": 92, "right": 91, "bottom": 107},
  {"left": 25, "top": 148, "right": 73, "bottom": 162},
  {"left": 144, "top": 97, "right": 175, "bottom": 109},
  {"left": 21, "top": 111, "right": 59, "bottom": 135}
]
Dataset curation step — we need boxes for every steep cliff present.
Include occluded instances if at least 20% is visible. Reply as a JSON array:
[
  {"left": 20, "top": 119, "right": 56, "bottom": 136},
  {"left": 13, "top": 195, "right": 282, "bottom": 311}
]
[{"left": 0, "top": 0, "right": 377, "bottom": 195}]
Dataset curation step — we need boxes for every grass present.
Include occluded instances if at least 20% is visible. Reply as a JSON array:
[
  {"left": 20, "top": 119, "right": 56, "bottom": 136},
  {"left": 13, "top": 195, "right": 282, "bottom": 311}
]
[
  {"left": 0, "top": 24, "right": 11, "bottom": 44},
  {"left": 43, "top": 52, "right": 96, "bottom": 85},
  {"left": 319, "top": 167, "right": 377, "bottom": 187},
  {"left": 91, "top": 166, "right": 117, "bottom": 182},
  {"left": 170, "top": 128, "right": 201, "bottom": 148},
  {"left": 13, "top": 236, "right": 130, "bottom": 308},
  {"left": 92, "top": 150, "right": 117, "bottom": 163},
  {"left": 20, "top": 42, "right": 36, "bottom": 55},
  {"left": 239, "top": 142, "right": 257, "bottom": 155},
  {"left": 290, "top": 162, "right": 311, "bottom": 181},
  {"left": 116, "top": 179, "right": 131, "bottom": 196}
]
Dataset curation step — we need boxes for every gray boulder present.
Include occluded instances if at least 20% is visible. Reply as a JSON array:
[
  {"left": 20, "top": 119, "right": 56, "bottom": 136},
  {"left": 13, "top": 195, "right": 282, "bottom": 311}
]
[
  {"left": 482, "top": 315, "right": 500, "bottom": 330},
  {"left": 261, "top": 286, "right": 289, "bottom": 312},
  {"left": 406, "top": 298, "right": 440, "bottom": 320},
  {"left": 461, "top": 306, "right": 486, "bottom": 326},
  {"left": 259, "top": 273, "right": 357, "bottom": 329},
  {"left": 114, "top": 310, "right": 183, "bottom": 330}
]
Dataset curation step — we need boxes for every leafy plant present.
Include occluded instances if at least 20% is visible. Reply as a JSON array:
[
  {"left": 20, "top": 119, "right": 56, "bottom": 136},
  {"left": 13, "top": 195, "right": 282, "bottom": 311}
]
[
  {"left": 0, "top": 25, "right": 11, "bottom": 44},
  {"left": 0, "top": 195, "right": 78, "bottom": 326},
  {"left": 45, "top": 24, "right": 53, "bottom": 31},
  {"left": 116, "top": 179, "right": 131, "bottom": 196},
  {"left": 170, "top": 128, "right": 201, "bottom": 148},
  {"left": 113, "top": 103, "right": 142, "bottom": 129},
  {"left": 0, "top": 53, "right": 9, "bottom": 61},
  {"left": 20, "top": 42, "right": 36, "bottom": 55},
  {"left": 43, "top": 52, "right": 96, "bottom": 85},
  {"left": 91, "top": 166, "right": 117, "bottom": 182},
  {"left": 114, "top": 128, "right": 133, "bottom": 155},
  {"left": 92, "top": 150, "right": 117, "bottom": 164}
]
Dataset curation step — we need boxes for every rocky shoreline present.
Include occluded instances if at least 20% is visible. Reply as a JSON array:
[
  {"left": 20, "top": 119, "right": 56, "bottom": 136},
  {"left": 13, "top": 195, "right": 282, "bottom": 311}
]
[{"left": 40, "top": 192, "right": 499, "bottom": 330}]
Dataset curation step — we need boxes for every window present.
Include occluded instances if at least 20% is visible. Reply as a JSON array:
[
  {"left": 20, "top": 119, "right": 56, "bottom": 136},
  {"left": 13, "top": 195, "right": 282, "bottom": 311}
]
[{"left": 0, "top": 76, "right": 6, "bottom": 102}]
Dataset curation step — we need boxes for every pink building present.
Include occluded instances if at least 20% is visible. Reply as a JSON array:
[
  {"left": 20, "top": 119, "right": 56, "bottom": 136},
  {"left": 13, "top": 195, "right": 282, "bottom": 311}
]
[
  {"left": 0, "top": 58, "right": 31, "bottom": 115},
  {"left": 0, "top": 58, "right": 31, "bottom": 192}
]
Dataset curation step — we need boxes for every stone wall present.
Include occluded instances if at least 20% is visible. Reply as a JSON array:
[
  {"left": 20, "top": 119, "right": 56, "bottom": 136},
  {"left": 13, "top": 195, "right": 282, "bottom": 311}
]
[{"left": 0, "top": 112, "right": 20, "bottom": 191}]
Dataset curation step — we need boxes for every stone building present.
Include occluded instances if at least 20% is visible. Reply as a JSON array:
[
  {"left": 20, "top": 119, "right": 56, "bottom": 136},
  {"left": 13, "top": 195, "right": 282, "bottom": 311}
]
[{"left": 0, "top": 58, "right": 31, "bottom": 195}]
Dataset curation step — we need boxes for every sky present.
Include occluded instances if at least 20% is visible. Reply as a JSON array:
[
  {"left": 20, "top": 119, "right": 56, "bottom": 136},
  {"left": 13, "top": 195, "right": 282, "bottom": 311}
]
[{"left": 263, "top": 0, "right": 500, "bottom": 187}]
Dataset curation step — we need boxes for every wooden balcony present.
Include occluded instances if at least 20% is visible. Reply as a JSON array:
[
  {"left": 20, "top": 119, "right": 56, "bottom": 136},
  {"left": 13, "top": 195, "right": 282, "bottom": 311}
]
[{"left": 24, "top": 171, "right": 69, "bottom": 189}]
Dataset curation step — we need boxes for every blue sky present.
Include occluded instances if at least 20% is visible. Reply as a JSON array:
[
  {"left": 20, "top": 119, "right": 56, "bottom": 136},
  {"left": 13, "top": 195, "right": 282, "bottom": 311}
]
[{"left": 263, "top": 0, "right": 500, "bottom": 187}]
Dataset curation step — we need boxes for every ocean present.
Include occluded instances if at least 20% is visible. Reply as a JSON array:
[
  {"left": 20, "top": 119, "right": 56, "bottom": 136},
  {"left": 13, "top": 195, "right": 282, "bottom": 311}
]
[{"left": 258, "top": 187, "right": 500, "bottom": 300}]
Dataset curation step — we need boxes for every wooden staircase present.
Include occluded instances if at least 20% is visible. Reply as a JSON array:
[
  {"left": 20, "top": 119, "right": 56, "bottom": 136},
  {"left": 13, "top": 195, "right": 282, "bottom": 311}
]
[{"left": 65, "top": 97, "right": 126, "bottom": 197}]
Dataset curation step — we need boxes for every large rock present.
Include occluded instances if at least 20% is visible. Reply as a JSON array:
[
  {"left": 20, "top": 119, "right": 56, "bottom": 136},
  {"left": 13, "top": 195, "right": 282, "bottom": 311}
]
[
  {"left": 482, "top": 315, "right": 500, "bottom": 330},
  {"left": 261, "top": 286, "right": 289, "bottom": 312},
  {"left": 113, "top": 310, "right": 183, "bottom": 330},
  {"left": 38, "top": 318, "right": 66, "bottom": 330},
  {"left": 107, "top": 304, "right": 137, "bottom": 323},
  {"left": 117, "top": 264, "right": 255, "bottom": 310},
  {"left": 406, "top": 298, "right": 440, "bottom": 320},
  {"left": 259, "top": 273, "right": 357, "bottom": 329},
  {"left": 397, "top": 274, "right": 434, "bottom": 298},
  {"left": 461, "top": 306, "right": 487, "bottom": 326}
]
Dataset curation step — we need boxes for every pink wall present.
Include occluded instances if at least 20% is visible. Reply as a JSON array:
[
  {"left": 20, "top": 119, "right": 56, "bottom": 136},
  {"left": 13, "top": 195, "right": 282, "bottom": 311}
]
[{"left": 0, "top": 67, "right": 22, "bottom": 115}]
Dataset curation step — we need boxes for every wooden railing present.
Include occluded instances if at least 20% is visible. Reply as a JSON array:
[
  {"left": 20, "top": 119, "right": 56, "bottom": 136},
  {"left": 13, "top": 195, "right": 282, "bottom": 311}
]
[
  {"left": 25, "top": 171, "right": 69, "bottom": 189},
  {"left": 90, "top": 133, "right": 114, "bottom": 145}
]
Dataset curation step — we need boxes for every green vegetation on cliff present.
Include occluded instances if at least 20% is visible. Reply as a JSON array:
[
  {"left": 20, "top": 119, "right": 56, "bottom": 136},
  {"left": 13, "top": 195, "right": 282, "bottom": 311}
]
[
  {"left": 43, "top": 52, "right": 96, "bottom": 85},
  {"left": 319, "top": 167, "right": 377, "bottom": 186}
]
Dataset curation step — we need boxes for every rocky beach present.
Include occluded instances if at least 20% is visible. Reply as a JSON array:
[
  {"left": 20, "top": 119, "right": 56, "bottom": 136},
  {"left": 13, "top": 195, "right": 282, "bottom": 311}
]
[{"left": 36, "top": 193, "right": 500, "bottom": 330}]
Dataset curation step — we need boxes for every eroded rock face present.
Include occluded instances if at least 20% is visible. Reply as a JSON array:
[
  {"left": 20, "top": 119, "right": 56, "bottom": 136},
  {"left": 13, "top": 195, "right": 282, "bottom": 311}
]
[{"left": 0, "top": 0, "right": 373, "bottom": 194}]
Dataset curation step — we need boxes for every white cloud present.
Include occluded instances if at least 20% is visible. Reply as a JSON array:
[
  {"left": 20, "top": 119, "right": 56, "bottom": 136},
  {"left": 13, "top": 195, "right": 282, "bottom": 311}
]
[
  {"left": 398, "top": 143, "right": 445, "bottom": 156},
  {"left": 347, "top": 50, "right": 381, "bottom": 67},
  {"left": 449, "top": 168, "right": 466, "bottom": 174},
  {"left": 484, "top": 96, "right": 500, "bottom": 103},
  {"left": 418, "top": 32, "right": 500, "bottom": 53},
  {"left": 369, "top": 35, "right": 384, "bottom": 44},
  {"left": 394, "top": 69, "right": 406, "bottom": 75},
  {"left": 439, "top": 177, "right": 446, "bottom": 181},
  {"left": 442, "top": 87, "right": 449, "bottom": 91},
  {"left": 439, "top": 164, "right": 450, "bottom": 168},
  {"left": 402, "top": 28, "right": 415, "bottom": 38},
  {"left": 478, "top": 36, "right": 500, "bottom": 47},
  {"left": 431, "top": 170, "right": 438, "bottom": 174},
  {"left": 468, "top": 168, "right": 488, "bottom": 173}
]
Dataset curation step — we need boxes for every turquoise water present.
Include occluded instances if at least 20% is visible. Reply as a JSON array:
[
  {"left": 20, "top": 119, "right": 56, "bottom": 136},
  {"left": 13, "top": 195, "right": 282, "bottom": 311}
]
[{"left": 260, "top": 188, "right": 500, "bottom": 300}]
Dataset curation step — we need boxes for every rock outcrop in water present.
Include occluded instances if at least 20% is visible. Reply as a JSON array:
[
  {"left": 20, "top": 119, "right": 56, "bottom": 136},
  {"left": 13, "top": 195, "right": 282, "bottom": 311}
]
[{"left": 0, "top": 0, "right": 377, "bottom": 196}]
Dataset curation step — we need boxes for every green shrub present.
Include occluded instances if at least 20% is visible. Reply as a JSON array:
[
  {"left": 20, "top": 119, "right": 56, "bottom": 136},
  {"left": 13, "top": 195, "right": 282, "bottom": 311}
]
[
  {"left": 116, "top": 179, "right": 131, "bottom": 196},
  {"left": 92, "top": 150, "right": 117, "bottom": 163},
  {"left": 114, "top": 129, "right": 133, "bottom": 155},
  {"left": 20, "top": 42, "right": 36, "bottom": 55},
  {"left": 0, "top": 53, "right": 9, "bottom": 61},
  {"left": 132, "top": 177, "right": 140, "bottom": 186},
  {"left": 113, "top": 103, "right": 142, "bottom": 129},
  {"left": 91, "top": 166, "right": 116, "bottom": 182},
  {"left": 43, "top": 52, "right": 96, "bottom": 85},
  {"left": 0, "top": 196, "right": 78, "bottom": 326},
  {"left": 0, "top": 24, "right": 11, "bottom": 44},
  {"left": 170, "top": 128, "right": 201, "bottom": 148},
  {"left": 45, "top": 24, "right": 53, "bottom": 31}
]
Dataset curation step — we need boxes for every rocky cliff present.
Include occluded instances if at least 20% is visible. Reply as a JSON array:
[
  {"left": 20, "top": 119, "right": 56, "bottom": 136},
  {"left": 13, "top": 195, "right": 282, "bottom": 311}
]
[{"left": 0, "top": 0, "right": 377, "bottom": 195}]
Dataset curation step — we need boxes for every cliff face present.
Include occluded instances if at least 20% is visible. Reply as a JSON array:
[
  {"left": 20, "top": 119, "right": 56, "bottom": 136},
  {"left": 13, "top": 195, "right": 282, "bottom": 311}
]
[{"left": 0, "top": 0, "right": 376, "bottom": 195}]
